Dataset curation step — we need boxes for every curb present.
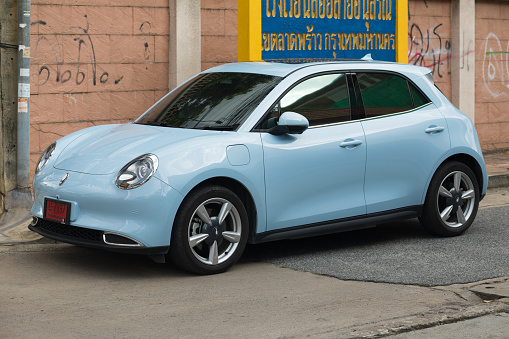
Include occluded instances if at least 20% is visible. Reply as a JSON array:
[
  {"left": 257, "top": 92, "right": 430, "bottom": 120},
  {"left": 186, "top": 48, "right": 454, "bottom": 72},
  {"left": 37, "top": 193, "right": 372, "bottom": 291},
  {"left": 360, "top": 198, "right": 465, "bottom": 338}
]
[{"left": 488, "top": 173, "right": 509, "bottom": 189}]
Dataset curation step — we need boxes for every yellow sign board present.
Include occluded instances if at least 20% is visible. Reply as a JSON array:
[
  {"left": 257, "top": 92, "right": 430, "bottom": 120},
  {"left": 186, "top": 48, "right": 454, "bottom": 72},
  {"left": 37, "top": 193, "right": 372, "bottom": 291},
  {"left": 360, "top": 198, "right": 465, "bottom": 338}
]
[{"left": 239, "top": 0, "right": 408, "bottom": 63}]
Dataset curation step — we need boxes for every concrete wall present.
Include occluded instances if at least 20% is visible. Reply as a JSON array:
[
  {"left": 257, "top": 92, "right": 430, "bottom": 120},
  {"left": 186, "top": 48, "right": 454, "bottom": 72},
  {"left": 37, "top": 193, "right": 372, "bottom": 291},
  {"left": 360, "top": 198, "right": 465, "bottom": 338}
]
[
  {"left": 475, "top": 0, "right": 509, "bottom": 150},
  {"left": 30, "top": 0, "right": 170, "bottom": 180}
]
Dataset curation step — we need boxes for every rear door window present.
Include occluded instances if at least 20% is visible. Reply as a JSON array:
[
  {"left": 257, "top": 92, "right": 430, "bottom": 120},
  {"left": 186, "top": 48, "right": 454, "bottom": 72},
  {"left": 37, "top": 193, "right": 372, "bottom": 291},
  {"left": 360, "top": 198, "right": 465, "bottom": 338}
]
[{"left": 355, "top": 72, "right": 413, "bottom": 118}]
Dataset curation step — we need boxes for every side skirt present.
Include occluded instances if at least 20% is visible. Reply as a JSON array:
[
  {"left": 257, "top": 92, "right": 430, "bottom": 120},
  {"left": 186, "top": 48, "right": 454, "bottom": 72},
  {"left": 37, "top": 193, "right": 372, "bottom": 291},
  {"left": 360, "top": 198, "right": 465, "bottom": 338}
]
[{"left": 251, "top": 206, "right": 422, "bottom": 244}]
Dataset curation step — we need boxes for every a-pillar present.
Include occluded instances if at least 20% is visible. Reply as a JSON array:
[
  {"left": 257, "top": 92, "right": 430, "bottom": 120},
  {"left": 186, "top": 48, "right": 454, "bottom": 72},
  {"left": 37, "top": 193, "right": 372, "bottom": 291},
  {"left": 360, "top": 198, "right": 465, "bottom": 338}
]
[
  {"left": 169, "top": 0, "right": 201, "bottom": 89},
  {"left": 451, "top": 0, "right": 476, "bottom": 122}
]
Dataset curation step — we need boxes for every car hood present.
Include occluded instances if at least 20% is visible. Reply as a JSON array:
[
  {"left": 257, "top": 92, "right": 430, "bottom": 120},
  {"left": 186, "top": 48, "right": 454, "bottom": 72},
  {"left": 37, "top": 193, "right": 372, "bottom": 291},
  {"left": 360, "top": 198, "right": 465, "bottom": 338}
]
[{"left": 54, "top": 124, "right": 215, "bottom": 175}]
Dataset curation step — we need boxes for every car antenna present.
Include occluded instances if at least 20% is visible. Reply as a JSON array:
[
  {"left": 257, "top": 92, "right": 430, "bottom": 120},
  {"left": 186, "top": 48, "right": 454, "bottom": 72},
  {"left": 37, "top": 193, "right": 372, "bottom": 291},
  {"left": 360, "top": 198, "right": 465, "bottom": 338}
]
[{"left": 361, "top": 53, "right": 373, "bottom": 61}]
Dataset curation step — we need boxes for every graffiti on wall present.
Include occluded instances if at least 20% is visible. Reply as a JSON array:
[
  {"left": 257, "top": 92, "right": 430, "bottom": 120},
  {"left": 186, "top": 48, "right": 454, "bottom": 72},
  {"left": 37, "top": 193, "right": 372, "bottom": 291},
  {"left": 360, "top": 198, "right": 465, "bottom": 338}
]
[
  {"left": 139, "top": 20, "right": 152, "bottom": 69},
  {"left": 482, "top": 32, "right": 509, "bottom": 98},
  {"left": 407, "top": 21, "right": 474, "bottom": 81},
  {"left": 408, "top": 23, "right": 451, "bottom": 78},
  {"left": 32, "top": 15, "right": 125, "bottom": 89}
]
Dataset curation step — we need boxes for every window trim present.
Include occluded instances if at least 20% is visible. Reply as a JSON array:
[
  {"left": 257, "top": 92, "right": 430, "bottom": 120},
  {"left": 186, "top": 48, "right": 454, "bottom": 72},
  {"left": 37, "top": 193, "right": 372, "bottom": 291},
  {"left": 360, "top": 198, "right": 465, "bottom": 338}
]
[
  {"left": 358, "top": 102, "right": 433, "bottom": 122},
  {"left": 251, "top": 69, "right": 433, "bottom": 132}
]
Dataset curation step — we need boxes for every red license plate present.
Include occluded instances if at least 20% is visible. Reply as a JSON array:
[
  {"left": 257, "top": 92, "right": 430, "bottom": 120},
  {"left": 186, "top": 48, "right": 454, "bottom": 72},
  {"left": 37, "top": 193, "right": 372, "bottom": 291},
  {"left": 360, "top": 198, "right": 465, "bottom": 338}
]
[{"left": 44, "top": 199, "right": 71, "bottom": 224}]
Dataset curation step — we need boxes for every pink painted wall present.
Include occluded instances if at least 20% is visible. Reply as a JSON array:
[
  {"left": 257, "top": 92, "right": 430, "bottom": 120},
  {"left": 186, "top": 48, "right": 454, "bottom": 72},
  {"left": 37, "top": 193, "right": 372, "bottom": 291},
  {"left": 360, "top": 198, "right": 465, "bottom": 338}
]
[
  {"left": 475, "top": 0, "right": 509, "bottom": 150},
  {"left": 29, "top": 0, "right": 509, "bottom": 184},
  {"left": 201, "top": 0, "right": 238, "bottom": 71},
  {"left": 30, "top": 0, "right": 170, "bottom": 180},
  {"left": 408, "top": 0, "right": 452, "bottom": 100},
  {"left": 408, "top": 0, "right": 509, "bottom": 151}
]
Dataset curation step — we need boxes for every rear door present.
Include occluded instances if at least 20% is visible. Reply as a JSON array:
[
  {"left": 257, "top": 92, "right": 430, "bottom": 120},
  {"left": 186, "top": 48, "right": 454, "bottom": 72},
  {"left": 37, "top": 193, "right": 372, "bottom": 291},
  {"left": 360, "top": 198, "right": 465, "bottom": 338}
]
[{"left": 355, "top": 72, "right": 451, "bottom": 214}]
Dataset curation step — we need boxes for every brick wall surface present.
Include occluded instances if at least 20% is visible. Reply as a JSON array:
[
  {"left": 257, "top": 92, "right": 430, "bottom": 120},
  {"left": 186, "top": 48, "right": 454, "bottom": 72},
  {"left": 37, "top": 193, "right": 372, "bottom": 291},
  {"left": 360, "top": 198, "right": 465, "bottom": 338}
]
[
  {"left": 408, "top": 0, "right": 452, "bottom": 100},
  {"left": 30, "top": 0, "right": 170, "bottom": 179},
  {"left": 201, "top": 0, "right": 238, "bottom": 71},
  {"left": 475, "top": 0, "right": 509, "bottom": 150}
]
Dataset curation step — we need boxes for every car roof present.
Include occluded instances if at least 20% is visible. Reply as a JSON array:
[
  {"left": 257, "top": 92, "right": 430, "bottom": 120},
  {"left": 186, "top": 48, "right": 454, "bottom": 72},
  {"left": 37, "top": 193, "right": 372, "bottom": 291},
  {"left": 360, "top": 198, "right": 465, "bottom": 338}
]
[{"left": 203, "top": 61, "right": 431, "bottom": 80}]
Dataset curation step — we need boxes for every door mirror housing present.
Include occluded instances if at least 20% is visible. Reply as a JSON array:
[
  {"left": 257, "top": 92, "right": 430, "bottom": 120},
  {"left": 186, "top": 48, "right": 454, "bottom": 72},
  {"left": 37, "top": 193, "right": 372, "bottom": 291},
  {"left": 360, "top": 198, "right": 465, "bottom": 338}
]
[{"left": 268, "top": 112, "right": 309, "bottom": 135}]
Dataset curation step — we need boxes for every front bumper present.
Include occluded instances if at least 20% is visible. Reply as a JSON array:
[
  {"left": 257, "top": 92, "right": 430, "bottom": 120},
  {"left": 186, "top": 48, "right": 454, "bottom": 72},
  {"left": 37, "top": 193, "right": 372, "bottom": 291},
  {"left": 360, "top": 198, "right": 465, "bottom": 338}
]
[
  {"left": 29, "top": 217, "right": 169, "bottom": 255},
  {"left": 31, "top": 168, "right": 184, "bottom": 248}
]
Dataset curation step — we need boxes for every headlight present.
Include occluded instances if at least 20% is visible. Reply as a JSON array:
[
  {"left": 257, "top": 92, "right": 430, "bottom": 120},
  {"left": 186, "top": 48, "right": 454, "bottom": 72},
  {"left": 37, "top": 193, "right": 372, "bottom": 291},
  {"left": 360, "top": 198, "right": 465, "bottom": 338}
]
[
  {"left": 35, "top": 142, "right": 56, "bottom": 174},
  {"left": 115, "top": 154, "right": 159, "bottom": 190}
]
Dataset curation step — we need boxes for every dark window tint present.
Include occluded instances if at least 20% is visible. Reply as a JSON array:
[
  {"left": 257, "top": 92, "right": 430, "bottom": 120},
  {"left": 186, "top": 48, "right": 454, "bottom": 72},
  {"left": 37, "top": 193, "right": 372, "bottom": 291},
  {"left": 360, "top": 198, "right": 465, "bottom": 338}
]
[
  {"left": 136, "top": 72, "right": 281, "bottom": 130},
  {"left": 279, "top": 73, "right": 350, "bottom": 126},
  {"left": 409, "top": 82, "right": 430, "bottom": 107},
  {"left": 356, "top": 72, "right": 413, "bottom": 118}
]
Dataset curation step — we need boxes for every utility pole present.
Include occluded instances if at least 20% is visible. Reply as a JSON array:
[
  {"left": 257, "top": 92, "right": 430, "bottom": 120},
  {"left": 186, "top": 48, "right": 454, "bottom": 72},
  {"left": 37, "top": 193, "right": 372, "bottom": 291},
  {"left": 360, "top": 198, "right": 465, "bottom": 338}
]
[
  {"left": 0, "top": 0, "right": 31, "bottom": 217},
  {"left": 0, "top": 0, "right": 19, "bottom": 214},
  {"left": 17, "top": 0, "right": 30, "bottom": 191}
]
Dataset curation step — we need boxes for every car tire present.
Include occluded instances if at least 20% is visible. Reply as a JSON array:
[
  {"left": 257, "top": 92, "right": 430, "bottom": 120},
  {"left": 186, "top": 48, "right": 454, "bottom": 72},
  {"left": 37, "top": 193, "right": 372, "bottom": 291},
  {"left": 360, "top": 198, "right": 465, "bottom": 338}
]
[
  {"left": 419, "top": 161, "right": 480, "bottom": 236},
  {"left": 169, "top": 185, "right": 249, "bottom": 274}
]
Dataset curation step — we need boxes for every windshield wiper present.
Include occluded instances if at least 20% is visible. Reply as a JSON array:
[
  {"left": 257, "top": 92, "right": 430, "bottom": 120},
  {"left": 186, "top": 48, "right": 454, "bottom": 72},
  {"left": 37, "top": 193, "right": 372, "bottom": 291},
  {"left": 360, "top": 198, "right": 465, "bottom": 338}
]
[
  {"left": 200, "top": 125, "right": 236, "bottom": 131},
  {"left": 144, "top": 121, "right": 174, "bottom": 127}
]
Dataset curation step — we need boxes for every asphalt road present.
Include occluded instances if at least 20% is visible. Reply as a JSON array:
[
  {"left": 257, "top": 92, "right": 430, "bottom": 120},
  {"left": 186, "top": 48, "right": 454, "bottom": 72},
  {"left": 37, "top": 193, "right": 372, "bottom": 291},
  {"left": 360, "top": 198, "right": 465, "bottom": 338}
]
[{"left": 244, "top": 204, "right": 509, "bottom": 286}]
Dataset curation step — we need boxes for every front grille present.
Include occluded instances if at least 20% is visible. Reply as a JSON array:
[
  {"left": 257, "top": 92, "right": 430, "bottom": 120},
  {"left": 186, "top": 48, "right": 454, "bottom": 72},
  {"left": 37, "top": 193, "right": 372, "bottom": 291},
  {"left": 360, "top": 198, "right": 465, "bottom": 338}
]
[{"left": 35, "top": 218, "right": 102, "bottom": 243}]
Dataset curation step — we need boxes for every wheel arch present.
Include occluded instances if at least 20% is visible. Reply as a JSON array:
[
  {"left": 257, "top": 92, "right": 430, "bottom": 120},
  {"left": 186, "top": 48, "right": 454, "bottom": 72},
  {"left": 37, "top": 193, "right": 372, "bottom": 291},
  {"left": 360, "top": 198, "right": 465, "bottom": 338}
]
[
  {"left": 181, "top": 176, "right": 258, "bottom": 243},
  {"left": 423, "top": 152, "right": 485, "bottom": 205},
  {"left": 440, "top": 154, "right": 484, "bottom": 194}
]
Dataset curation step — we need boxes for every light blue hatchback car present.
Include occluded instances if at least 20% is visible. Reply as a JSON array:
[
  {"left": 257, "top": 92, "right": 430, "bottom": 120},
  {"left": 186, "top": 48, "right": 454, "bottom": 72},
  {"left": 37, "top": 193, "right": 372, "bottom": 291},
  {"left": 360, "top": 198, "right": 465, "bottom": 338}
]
[{"left": 30, "top": 61, "right": 488, "bottom": 274}]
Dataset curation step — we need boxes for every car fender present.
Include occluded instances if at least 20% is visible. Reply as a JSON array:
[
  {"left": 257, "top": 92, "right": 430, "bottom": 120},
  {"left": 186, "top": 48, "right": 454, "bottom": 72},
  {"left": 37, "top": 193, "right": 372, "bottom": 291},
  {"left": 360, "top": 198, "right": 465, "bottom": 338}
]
[{"left": 154, "top": 132, "right": 267, "bottom": 235}]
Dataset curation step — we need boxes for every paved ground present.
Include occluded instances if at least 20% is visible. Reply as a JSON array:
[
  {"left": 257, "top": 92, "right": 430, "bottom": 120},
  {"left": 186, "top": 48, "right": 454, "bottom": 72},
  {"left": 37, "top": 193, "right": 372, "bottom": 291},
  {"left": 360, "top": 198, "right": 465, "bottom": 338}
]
[
  {"left": 1, "top": 243, "right": 508, "bottom": 338},
  {"left": 388, "top": 313, "right": 509, "bottom": 338},
  {"left": 246, "top": 203, "right": 509, "bottom": 286}
]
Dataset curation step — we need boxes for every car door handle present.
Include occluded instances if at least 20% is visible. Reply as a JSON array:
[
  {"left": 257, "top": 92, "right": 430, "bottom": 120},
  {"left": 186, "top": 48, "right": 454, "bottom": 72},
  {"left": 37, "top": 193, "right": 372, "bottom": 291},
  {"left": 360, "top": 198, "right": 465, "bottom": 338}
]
[
  {"left": 425, "top": 126, "right": 445, "bottom": 134},
  {"left": 340, "top": 139, "right": 363, "bottom": 149}
]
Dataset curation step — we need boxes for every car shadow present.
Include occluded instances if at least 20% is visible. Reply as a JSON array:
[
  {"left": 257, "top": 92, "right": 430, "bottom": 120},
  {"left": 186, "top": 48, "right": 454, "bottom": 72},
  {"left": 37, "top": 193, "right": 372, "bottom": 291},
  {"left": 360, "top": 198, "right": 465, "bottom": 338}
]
[
  {"left": 46, "top": 219, "right": 434, "bottom": 276},
  {"left": 39, "top": 244, "right": 192, "bottom": 278},
  {"left": 242, "top": 218, "right": 437, "bottom": 262}
]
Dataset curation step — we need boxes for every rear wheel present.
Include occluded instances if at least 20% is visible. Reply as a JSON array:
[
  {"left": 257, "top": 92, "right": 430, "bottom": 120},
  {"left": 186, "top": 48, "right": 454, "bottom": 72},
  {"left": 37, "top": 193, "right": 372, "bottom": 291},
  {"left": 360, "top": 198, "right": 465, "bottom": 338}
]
[
  {"left": 169, "top": 185, "right": 248, "bottom": 274},
  {"left": 420, "top": 161, "right": 479, "bottom": 236}
]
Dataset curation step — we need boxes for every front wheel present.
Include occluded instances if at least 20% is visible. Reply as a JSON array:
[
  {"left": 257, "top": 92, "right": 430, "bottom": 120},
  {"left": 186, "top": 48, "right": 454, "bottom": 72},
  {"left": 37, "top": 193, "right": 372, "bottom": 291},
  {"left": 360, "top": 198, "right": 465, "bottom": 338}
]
[
  {"left": 420, "top": 161, "right": 480, "bottom": 236},
  {"left": 169, "top": 185, "right": 249, "bottom": 274}
]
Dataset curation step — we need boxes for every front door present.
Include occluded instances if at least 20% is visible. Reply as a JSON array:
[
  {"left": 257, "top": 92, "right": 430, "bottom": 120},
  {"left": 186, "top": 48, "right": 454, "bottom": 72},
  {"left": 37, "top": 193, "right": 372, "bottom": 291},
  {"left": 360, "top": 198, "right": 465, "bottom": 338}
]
[{"left": 259, "top": 73, "right": 367, "bottom": 231}]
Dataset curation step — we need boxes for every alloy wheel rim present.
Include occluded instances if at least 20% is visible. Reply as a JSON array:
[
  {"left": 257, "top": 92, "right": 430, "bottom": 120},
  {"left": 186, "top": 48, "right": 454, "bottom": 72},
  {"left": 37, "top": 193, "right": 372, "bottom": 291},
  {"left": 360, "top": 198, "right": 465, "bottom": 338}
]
[
  {"left": 436, "top": 171, "right": 475, "bottom": 228},
  {"left": 188, "top": 197, "right": 242, "bottom": 265}
]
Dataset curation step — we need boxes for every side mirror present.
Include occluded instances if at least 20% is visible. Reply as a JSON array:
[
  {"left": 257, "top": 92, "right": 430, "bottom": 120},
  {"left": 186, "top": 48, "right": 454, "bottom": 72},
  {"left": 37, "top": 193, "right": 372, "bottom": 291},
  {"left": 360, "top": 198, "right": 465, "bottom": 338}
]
[{"left": 268, "top": 112, "right": 309, "bottom": 135}]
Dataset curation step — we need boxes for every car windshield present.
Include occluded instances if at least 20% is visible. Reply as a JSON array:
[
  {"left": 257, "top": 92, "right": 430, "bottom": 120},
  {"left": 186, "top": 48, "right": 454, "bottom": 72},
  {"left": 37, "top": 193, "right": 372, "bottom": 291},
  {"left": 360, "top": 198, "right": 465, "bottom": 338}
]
[{"left": 136, "top": 72, "right": 282, "bottom": 131}]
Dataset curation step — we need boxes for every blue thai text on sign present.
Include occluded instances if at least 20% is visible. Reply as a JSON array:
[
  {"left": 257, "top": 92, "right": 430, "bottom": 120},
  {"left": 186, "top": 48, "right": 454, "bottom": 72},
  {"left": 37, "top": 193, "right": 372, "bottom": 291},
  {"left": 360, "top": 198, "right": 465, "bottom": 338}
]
[{"left": 262, "top": 0, "right": 396, "bottom": 62}]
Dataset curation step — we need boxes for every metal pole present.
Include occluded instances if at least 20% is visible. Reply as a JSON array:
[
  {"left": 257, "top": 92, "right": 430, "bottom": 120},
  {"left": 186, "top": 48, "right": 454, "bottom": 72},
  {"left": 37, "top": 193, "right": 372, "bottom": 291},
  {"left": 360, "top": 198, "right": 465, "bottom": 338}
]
[{"left": 17, "top": 0, "right": 30, "bottom": 190}]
